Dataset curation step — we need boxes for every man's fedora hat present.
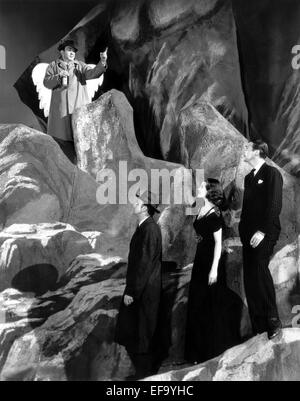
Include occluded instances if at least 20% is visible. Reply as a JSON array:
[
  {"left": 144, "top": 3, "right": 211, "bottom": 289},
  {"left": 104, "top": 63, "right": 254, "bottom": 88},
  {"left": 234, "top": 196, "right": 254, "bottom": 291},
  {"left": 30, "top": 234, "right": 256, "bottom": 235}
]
[
  {"left": 136, "top": 190, "right": 160, "bottom": 214},
  {"left": 58, "top": 39, "right": 78, "bottom": 52}
]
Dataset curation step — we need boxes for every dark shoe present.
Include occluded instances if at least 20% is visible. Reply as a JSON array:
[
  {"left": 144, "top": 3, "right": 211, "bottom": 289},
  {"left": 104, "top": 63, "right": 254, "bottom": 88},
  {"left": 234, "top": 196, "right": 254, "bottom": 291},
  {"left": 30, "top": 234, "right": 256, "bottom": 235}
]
[{"left": 267, "top": 318, "right": 282, "bottom": 340}]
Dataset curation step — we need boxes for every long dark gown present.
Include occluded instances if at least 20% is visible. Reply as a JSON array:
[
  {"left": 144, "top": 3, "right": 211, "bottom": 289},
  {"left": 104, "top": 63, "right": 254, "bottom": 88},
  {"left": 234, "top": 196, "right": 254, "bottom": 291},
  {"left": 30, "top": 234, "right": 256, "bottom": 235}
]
[{"left": 185, "top": 209, "right": 242, "bottom": 364}]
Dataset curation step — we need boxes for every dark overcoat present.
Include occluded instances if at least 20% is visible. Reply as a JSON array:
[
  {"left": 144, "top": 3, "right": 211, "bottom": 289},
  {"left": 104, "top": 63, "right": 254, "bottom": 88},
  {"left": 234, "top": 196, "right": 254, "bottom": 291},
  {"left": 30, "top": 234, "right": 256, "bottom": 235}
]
[
  {"left": 115, "top": 217, "right": 162, "bottom": 354},
  {"left": 43, "top": 58, "right": 106, "bottom": 141},
  {"left": 239, "top": 163, "right": 283, "bottom": 244}
]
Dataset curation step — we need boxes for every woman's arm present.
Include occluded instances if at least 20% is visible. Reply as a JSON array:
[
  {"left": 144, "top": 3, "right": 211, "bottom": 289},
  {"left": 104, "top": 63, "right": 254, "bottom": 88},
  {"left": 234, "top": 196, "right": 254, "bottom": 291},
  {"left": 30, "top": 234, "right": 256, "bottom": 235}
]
[{"left": 208, "top": 228, "right": 222, "bottom": 285}]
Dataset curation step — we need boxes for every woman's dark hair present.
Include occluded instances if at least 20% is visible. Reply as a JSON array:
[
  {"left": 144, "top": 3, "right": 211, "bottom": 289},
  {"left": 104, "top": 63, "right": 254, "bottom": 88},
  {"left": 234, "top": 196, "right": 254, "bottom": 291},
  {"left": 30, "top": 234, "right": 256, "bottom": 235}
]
[{"left": 205, "top": 179, "right": 225, "bottom": 208}]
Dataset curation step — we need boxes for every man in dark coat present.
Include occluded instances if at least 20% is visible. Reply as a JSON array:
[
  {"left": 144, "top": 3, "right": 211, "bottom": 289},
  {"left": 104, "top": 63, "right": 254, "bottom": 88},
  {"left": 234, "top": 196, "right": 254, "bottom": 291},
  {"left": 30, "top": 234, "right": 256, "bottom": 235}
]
[
  {"left": 115, "top": 191, "right": 163, "bottom": 380},
  {"left": 239, "top": 140, "right": 283, "bottom": 340},
  {"left": 43, "top": 39, "right": 107, "bottom": 162}
]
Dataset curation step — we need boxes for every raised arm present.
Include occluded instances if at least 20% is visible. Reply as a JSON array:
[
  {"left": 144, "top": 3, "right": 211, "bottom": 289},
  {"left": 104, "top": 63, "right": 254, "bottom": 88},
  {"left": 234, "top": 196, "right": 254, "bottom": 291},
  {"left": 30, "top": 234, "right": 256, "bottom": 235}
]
[{"left": 82, "top": 61, "right": 107, "bottom": 81}]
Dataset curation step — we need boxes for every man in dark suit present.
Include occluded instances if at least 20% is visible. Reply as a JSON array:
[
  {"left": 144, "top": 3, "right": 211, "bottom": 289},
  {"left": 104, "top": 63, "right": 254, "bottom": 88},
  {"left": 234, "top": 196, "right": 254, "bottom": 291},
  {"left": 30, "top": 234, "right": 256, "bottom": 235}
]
[
  {"left": 115, "top": 191, "right": 163, "bottom": 380},
  {"left": 239, "top": 140, "right": 283, "bottom": 340}
]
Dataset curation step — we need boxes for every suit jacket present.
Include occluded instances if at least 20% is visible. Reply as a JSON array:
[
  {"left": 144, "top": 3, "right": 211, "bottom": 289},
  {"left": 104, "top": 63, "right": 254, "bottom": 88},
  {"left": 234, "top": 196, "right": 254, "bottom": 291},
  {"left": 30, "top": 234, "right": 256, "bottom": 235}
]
[
  {"left": 115, "top": 217, "right": 162, "bottom": 354},
  {"left": 239, "top": 163, "right": 283, "bottom": 244}
]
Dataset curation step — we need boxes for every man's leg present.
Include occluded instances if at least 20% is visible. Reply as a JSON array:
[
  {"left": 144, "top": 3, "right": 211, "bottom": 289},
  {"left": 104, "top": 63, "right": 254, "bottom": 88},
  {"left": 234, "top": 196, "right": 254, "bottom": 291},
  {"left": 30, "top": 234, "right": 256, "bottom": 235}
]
[
  {"left": 243, "top": 245, "right": 265, "bottom": 334},
  {"left": 253, "top": 240, "right": 281, "bottom": 337}
]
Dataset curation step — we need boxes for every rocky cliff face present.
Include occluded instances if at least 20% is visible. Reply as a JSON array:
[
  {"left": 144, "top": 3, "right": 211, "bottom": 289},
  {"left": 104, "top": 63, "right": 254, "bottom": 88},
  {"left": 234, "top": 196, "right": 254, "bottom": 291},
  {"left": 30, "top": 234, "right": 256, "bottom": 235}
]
[
  {"left": 148, "top": 329, "right": 300, "bottom": 381},
  {"left": 232, "top": 0, "right": 300, "bottom": 177},
  {"left": 0, "top": 89, "right": 299, "bottom": 380},
  {"left": 14, "top": 0, "right": 300, "bottom": 176},
  {"left": 3, "top": 0, "right": 300, "bottom": 381},
  {"left": 15, "top": 0, "right": 248, "bottom": 162}
]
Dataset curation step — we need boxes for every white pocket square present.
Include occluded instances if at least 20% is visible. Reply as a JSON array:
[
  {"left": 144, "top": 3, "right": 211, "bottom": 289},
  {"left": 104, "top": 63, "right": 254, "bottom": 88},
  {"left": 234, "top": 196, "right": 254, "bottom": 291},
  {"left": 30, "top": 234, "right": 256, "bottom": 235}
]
[{"left": 258, "top": 179, "right": 264, "bottom": 184}]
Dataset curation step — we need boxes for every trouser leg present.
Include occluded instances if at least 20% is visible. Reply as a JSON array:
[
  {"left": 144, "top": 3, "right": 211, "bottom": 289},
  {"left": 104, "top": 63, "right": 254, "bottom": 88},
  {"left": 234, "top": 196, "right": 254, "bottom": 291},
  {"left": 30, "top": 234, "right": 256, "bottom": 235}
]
[
  {"left": 252, "top": 241, "right": 279, "bottom": 321},
  {"left": 243, "top": 241, "right": 279, "bottom": 334},
  {"left": 243, "top": 246, "right": 264, "bottom": 334}
]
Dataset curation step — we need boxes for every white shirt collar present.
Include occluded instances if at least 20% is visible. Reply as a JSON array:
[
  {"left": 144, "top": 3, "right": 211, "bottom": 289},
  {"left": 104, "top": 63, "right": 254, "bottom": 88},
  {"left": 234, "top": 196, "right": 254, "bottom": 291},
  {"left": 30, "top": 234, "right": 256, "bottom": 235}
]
[
  {"left": 254, "top": 160, "right": 265, "bottom": 176},
  {"left": 139, "top": 216, "right": 149, "bottom": 226}
]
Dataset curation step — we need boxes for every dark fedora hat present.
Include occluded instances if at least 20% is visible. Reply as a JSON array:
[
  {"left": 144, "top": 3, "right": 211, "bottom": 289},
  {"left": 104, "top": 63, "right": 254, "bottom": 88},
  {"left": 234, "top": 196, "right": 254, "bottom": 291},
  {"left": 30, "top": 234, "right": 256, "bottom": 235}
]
[
  {"left": 58, "top": 39, "right": 78, "bottom": 52},
  {"left": 136, "top": 190, "right": 160, "bottom": 214}
]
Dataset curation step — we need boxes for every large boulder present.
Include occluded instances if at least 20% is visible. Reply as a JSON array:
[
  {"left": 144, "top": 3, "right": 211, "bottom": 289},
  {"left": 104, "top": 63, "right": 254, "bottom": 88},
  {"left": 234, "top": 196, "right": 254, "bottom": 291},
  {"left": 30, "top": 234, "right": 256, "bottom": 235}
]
[
  {"left": 0, "top": 259, "right": 129, "bottom": 381},
  {"left": 0, "top": 260, "right": 190, "bottom": 381},
  {"left": 0, "top": 223, "right": 93, "bottom": 292},
  {"left": 147, "top": 328, "right": 300, "bottom": 381},
  {"left": 111, "top": 0, "right": 248, "bottom": 160},
  {"left": 0, "top": 90, "right": 197, "bottom": 272},
  {"left": 73, "top": 89, "right": 196, "bottom": 267},
  {"left": 178, "top": 101, "right": 245, "bottom": 174}
]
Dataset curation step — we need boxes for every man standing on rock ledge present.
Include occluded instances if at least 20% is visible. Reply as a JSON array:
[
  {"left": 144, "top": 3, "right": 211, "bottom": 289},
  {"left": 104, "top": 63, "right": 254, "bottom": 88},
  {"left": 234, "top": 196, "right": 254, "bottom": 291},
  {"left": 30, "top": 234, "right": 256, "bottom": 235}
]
[
  {"left": 43, "top": 39, "right": 107, "bottom": 163},
  {"left": 115, "top": 191, "right": 163, "bottom": 380},
  {"left": 239, "top": 140, "right": 283, "bottom": 341}
]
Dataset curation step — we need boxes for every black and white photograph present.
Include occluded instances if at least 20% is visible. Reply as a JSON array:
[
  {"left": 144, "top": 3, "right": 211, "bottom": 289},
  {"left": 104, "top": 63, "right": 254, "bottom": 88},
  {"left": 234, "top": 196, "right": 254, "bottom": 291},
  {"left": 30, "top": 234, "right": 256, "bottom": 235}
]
[{"left": 0, "top": 0, "right": 300, "bottom": 385}]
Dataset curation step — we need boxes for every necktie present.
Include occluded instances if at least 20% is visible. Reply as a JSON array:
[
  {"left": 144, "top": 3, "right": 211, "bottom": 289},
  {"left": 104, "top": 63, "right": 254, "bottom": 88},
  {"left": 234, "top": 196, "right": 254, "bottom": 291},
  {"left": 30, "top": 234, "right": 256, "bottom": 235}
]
[{"left": 248, "top": 169, "right": 256, "bottom": 184}]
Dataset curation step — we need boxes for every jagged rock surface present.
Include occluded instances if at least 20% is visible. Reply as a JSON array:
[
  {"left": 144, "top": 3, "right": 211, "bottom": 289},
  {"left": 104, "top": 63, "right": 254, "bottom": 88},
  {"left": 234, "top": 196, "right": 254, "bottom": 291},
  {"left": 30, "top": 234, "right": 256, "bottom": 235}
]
[
  {"left": 15, "top": 0, "right": 248, "bottom": 162},
  {"left": 0, "top": 89, "right": 299, "bottom": 380},
  {"left": 232, "top": 0, "right": 300, "bottom": 176},
  {"left": 147, "top": 328, "right": 300, "bottom": 381}
]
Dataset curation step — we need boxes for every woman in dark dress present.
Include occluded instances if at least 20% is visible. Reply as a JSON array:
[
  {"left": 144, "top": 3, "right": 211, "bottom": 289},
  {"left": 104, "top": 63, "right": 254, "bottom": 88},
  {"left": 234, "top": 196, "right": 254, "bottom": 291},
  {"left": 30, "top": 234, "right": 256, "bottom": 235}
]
[{"left": 185, "top": 180, "right": 241, "bottom": 364}]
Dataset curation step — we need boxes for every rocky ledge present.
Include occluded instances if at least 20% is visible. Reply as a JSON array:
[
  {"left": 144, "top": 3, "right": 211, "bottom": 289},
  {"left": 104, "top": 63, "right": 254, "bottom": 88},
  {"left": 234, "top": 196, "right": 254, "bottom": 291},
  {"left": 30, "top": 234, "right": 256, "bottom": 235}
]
[{"left": 147, "top": 328, "right": 300, "bottom": 381}]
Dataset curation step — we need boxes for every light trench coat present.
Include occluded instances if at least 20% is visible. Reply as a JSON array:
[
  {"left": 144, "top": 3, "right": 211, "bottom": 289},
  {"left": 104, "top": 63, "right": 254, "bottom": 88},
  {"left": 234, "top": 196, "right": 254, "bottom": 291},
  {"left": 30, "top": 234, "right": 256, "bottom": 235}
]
[{"left": 43, "top": 58, "right": 106, "bottom": 141}]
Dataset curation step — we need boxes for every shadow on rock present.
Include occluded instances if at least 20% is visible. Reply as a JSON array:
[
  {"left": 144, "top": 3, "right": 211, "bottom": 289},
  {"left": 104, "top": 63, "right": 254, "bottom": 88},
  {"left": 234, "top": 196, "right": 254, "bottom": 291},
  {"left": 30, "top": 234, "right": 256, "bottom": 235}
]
[{"left": 11, "top": 264, "right": 59, "bottom": 296}]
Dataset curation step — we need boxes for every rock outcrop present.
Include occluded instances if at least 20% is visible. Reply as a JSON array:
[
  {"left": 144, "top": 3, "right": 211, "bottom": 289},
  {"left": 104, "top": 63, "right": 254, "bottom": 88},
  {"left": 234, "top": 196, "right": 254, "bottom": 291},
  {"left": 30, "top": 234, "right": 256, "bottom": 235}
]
[
  {"left": 147, "top": 328, "right": 300, "bottom": 381},
  {"left": 14, "top": 0, "right": 300, "bottom": 177},
  {"left": 0, "top": 87, "right": 299, "bottom": 380},
  {"left": 15, "top": 0, "right": 248, "bottom": 162},
  {"left": 73, "top": 89, "right": 196, "bottom": 267},
  {"left": 0, "top": 91, "right": 197, "bottom": 272},
  {"left": 0, "top": 259, "right": 128, "bottom": 381},
  {"left": 0, "top": 223, "right": 93, "bottom": 292},
  {"left": 112, "top": 0, "right": 248, "bottom": 161},
  {"left": 0, "top": 260, "right": 190, "bottom": 381}
]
